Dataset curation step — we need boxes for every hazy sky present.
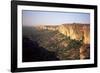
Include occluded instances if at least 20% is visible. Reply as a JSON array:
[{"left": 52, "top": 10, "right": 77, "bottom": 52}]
[{"left": 22, "top": 10, "right": 90, "bottom": 26}]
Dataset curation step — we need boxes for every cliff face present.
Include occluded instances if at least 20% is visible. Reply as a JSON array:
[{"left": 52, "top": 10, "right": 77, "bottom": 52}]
[
  {"left": 23, "top": 23, "right": 90, "bottom": 60},
  {"left": 36, "top": 23, "right": 90, "bottom": 44},
  {"left": 83, "top": 26, "right": 90, "bottom": 44},
  {"left": 80, "top": 44, "right": 90, "bottom": 59},
  {"left": 58, "top": 24, "right": 90, "bottom": 44}
]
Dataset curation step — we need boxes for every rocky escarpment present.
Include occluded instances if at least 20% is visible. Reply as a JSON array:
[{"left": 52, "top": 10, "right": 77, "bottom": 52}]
[
  {"left": 39, "top": 23, "right": 90, "bottom": 59},
  {"left": 58, "top": 23, "right": 90, "bottom": 44},
  {"left": 23, "top": 23, "right": 90, "bottom": 60},
  {"left": 38, "top": 23, "right": 90, "bottom": 44}
]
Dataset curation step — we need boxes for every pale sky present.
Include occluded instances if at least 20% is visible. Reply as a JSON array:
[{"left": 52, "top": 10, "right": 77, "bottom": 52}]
[{"left": 22, "top": 10, "right": 90, "bottom": 26}]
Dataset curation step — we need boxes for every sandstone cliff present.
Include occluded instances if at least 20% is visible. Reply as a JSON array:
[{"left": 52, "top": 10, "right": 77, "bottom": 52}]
[
  {"left": 58, "top": 24, "right": 90, "bottom": 44},
  {"left": 36, "top": 23, "right": 90, "bottom": 44}
]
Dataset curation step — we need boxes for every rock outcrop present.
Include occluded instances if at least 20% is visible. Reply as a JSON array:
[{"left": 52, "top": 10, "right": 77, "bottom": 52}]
[
  {"left": 36, "top": 23, "right": 90, "bottom": 44},
  {"left": 58, "top": 23, "right": 90, "bottom": 44}
]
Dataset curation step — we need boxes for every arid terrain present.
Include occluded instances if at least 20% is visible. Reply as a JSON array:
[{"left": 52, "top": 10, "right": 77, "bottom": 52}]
[{"left": 22, "top": 23, "right": 90, "bottom": 62}]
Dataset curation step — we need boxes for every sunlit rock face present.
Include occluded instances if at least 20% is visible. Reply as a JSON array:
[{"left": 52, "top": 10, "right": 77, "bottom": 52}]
[
  {"left": 80, "top": 44, "right": 90, "bottom": 59},
  {"left": 36, "top": 23, "right": 90, "bottom": 44},
  {"left": 58, "top": 24, "right": 90, "bottom": 44},
  {"left": 83, "top": 25, "right": 90, "bottom": 44}
]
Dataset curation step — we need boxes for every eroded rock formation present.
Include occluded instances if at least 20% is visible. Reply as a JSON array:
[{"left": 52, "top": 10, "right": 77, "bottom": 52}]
[{"left": 58, "top": 23, "right": 90, "bottom": 44}]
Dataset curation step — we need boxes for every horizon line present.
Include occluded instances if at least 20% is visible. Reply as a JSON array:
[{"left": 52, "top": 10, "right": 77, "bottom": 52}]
[{"left": 23, "top": 22, "right": 90, "bottom": 26}]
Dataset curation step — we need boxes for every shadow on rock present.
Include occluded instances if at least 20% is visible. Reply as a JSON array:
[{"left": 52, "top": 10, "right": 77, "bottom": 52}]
[{"left": 22, "top": 36, "right": 59, "bottom": 62}]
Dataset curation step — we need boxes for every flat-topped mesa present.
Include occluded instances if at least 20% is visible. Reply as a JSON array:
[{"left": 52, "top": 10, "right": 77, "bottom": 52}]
[
  {"left": 36, "top": 25, "right": 59, "bottom": 31},
  {"left": 43, "top": 25, "right": 58, "bottom": 31},
  {"left": 58, "top": 23, "right": 90, "bottom": 44}
]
